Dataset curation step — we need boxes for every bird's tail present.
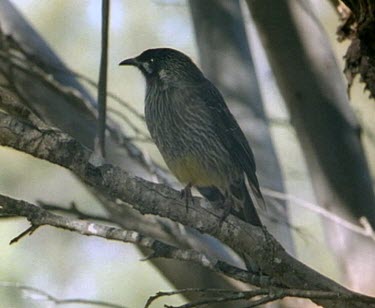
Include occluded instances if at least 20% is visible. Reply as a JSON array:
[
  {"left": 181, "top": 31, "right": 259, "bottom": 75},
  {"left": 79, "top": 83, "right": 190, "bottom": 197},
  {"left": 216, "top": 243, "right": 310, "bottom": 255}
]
[
  {"left": 239, "top": 181, "right": 262, "bottom": 226},
  {"left": 198, "top": 183, "right": 262, "bottom": 274},
  {"left": 247, "top": 177, "right": 266, "bottom": 211}
]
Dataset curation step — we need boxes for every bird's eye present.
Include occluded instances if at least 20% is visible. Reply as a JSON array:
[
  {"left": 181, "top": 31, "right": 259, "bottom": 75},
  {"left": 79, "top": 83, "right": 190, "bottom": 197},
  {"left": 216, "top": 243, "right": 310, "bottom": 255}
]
[{"left": 150, "top": 58, "right": 155, "bottom": 63}]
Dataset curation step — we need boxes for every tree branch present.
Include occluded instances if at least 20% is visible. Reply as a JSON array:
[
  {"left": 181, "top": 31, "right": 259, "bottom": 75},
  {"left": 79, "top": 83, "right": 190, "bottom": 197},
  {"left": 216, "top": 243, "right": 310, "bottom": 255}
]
[
  {"left": 95, "top": 0, "right": 110, "bottom": 158},
  {"left": 146, "top": 287, "right": 375, "bottom": 308},
  {"left": 0, "top": 112, "right": 374, "bottom": 307},
  {"left": 263, "top": 188, "right": 375, "bottom": 240},
  {"left": 37, "top": 201, "right": 115, "bottom": 224},
  {"left": 2, "top": 194, "right": 375, "bottom": 307},
  {"left": 0, "top": 193, "right": 274, "bottom": 287},
  {"left": 0, "top": 282, "right": 126, "bottom": 308}
]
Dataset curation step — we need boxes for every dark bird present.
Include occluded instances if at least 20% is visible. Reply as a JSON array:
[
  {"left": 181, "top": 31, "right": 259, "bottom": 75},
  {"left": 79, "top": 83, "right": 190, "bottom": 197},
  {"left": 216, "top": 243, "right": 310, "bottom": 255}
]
[{"left": 120, "top": 48, "right": 264, "bottom": 226}]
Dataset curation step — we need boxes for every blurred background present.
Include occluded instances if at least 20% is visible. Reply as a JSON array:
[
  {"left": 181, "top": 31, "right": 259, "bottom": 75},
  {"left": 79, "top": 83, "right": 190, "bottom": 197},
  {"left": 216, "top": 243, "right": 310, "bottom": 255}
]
[{"left": 0, "top": 0, "right": 374, "bottom": 307}]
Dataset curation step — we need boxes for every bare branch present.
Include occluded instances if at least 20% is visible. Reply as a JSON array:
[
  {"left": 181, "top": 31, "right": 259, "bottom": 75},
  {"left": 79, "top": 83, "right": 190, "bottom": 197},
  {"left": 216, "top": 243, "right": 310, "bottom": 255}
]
[
  {"left": 0, "top": 193, "right": 274, "bottom": 287},
  {"left": 263, "top": 188, "right": 375, "bottom": 240},
  {"left": 107, "top": 106, "right": 151, "bottom": 141},
  {"left": 95, "top": 0, "right": 110, "bottom": 158},
  {"left": 0, "top": 86, "right": 47, "bottom": 128},
  {"left": 9, "top": 225, "right": 39, "bottom": 244},
  {"left": 0, "top": 29, "right": 146, "bottom": 122},
  {"left": 0, "top": 281, "right": 126, "bottom": 308},
  {"left": 37, "top": 201, "right": 115, "bottom": 224},
  {"left": 146, "top": 287, "right": 375, "bottom": 308},
  {"left": 0, "top": 35, "right": 169, "bottom": 184}
]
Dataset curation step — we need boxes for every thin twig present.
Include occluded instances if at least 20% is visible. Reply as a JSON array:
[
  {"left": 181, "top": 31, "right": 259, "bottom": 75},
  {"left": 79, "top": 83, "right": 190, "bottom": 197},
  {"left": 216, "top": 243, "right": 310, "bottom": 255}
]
[
  {"left": 9, "top": 225, "right": 39, "bottom": 245},
  {"left": 0, "top": 281, "right": 126, "bottom": 308},
  {"left": 37, "top": 201, "right": 115, "bottom": 224},
  {"left": 262, "top": 188, "right": 375, "bottom": 240},
  {"left": 0, "top": 43, "right": 171, "bottom": 184},
  {"left": 76, "top": 72, "right": 145, "bottom": 121},
  {"left": 107, "top": 106, "right": 151, "bottom": 140},
  {"left": 0, "top": 47, "right": 146, "bottom": 122},
  {"left": 145, "top": 288, "right": 239, "bottom": 308},
  {"left": 96, "top": 0, "right": 111, "bottom": 158},
  {"left": 245, "top": 295, "right": 276, "bottom": 308}
]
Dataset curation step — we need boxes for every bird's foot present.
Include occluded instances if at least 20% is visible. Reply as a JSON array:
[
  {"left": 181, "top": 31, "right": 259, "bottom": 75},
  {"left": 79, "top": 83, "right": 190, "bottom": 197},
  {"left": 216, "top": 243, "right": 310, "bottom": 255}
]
[
  {"left": 219, "top": 199, "right": 232, "bottom": 226},
  {"left": 180, "top": 183, "right": 193, "bottom": 213}
]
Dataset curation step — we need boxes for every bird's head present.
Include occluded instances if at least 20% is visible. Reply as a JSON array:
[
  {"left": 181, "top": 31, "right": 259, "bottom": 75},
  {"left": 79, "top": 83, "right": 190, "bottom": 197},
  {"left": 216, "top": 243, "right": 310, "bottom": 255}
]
[{"left": 119, "top": 48, "right": 203, "bottom": 85}]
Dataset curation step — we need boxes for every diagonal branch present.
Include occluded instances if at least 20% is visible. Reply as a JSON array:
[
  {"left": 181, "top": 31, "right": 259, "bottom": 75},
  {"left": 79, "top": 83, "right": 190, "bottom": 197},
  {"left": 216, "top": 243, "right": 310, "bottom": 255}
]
[
  {"left": 0, "top": 193, "right": 273, "bottom": 287},
  {"left": 0, "top": 281, "right": 126, "bottom": 308},
  {"left": 2, "top": 194, "right": 375, "bottom": 308},
  {"left": 37, "top": 201, "right": 115, "bottom": 224},
  {"left": 0, "top": 111, "right": 374, "bottom": 307}
]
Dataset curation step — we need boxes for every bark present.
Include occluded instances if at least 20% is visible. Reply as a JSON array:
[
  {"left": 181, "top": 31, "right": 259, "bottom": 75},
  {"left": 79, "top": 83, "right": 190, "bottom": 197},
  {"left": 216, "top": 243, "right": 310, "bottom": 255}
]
[
  {"left": 189, "top": 0, "right": 294, "bottom": 255},
  {"left": 245, "top": 0, "right": 375, "bottom": 293}
]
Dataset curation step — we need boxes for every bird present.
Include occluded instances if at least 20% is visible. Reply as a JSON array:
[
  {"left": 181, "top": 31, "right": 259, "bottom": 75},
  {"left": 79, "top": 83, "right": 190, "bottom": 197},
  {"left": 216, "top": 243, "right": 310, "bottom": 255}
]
[{"left": 119, "top": 48, "right": 264, "bottom": 226}]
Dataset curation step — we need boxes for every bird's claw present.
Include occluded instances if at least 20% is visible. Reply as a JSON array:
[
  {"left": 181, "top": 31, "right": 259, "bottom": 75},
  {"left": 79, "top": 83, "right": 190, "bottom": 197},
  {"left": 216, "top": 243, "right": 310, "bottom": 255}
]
[
  {"left": 180, "top": 183, "right": 193, "bottom": 213},
  {"left": 218, "top": 199, "right": 232, "bottom": 226}
]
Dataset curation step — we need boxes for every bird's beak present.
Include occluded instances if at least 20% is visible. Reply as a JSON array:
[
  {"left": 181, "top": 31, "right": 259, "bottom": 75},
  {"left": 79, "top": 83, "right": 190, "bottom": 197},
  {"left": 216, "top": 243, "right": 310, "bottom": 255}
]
[{"left": 119, "top": 57, "right": 139, "bottom": 67}]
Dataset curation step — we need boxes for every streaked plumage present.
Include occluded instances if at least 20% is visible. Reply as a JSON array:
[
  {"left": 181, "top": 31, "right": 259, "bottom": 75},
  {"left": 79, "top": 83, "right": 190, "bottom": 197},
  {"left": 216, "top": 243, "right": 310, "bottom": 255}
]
[{"left": 120, "top": 48, "right": 264, "bottom": 226}]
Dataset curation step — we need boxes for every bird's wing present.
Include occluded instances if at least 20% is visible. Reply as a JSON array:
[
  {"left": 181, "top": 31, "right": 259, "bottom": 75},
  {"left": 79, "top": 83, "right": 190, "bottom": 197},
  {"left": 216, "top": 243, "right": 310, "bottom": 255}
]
[{"left": 197, "top": 80, "right": 265, "bottom": 208}]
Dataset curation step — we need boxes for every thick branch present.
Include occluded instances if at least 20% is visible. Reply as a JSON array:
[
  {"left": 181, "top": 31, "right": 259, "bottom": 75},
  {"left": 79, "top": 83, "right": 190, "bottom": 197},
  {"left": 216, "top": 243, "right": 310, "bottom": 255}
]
[{"left": 0, "top": 112, "right": 373, "bottom": 307}]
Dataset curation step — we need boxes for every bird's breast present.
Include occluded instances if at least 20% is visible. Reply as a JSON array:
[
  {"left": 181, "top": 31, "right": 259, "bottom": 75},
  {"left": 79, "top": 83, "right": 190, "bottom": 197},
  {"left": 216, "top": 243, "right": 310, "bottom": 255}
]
[
  {"left": 167, "top": 155, "right": 225, "bottom": 186},
  {"left": 144, "top": 86, "right": 236, "bottom": 187}
]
